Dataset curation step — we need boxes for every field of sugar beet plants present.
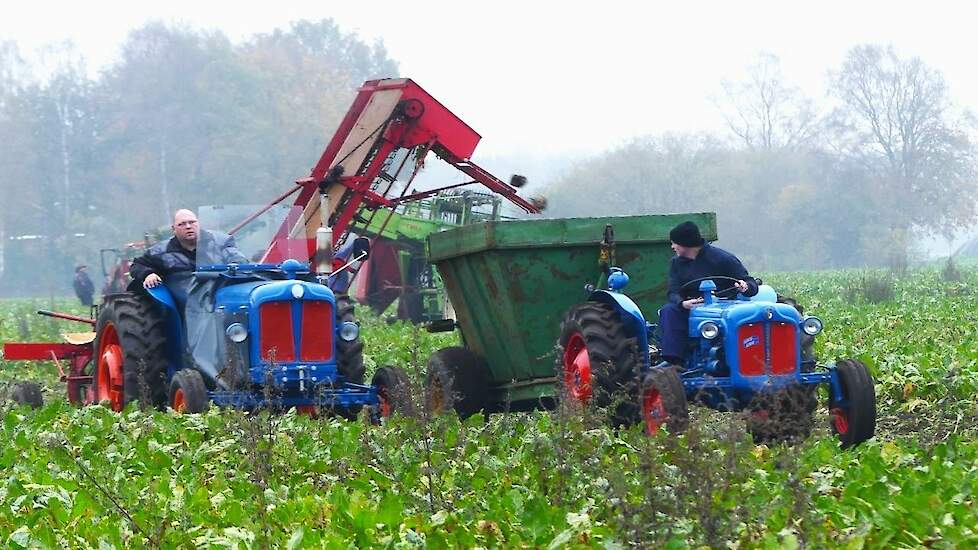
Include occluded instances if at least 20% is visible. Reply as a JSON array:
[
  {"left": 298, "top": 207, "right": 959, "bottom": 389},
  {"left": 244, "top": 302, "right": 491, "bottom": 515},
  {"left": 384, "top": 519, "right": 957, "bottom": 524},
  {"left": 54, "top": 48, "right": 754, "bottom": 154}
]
[{"left": 2, "top": 266, "right": 978, "bottom": 547}]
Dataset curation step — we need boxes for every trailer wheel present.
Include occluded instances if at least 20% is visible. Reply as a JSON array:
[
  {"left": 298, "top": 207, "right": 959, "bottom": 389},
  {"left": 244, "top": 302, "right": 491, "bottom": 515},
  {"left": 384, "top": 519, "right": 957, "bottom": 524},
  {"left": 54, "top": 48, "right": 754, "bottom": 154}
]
[
  {"left": 10, "top": 381, "right": 43, "bottom": 409},
  {"left": 639, "top": 366, "right": 688, "bottom": 434},
  {"left": 335, "top": 294, "right": 365, "bottom": 383},
  {"left": 93, "top": 293, "right": 169, "bottom": 411},
  {"left": 557, "top": 301, "right": 640, "bottom": 425},
  {"left": 169, "top": 369, "right": 210, "bottom": 414},
  {"left": 372, "top": 366, "right": 415, "bottom": 420},
  {"left": 830, "top": 359, "right": 876, "bottom": 448},
  {"left": 425, "top": 347, "right": 489, "bottom": 418}
]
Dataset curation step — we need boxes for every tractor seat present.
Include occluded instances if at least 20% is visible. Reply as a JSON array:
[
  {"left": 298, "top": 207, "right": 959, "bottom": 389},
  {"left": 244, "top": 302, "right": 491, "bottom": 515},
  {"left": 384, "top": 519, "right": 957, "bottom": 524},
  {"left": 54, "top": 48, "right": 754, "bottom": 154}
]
[{"left": 63, "top": 332, "right": 96, "bottom": 346}]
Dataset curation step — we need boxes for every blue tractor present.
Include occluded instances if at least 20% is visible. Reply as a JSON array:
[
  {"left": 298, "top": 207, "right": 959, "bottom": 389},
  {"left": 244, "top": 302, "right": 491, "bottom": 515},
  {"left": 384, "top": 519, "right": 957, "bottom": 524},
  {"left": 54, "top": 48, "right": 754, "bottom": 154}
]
[
  {"left": 91, "top": 236, "right": 412, "bottom": 418},
  {"left": 557, "top": 230, "right": 876, "bottom": 448}
]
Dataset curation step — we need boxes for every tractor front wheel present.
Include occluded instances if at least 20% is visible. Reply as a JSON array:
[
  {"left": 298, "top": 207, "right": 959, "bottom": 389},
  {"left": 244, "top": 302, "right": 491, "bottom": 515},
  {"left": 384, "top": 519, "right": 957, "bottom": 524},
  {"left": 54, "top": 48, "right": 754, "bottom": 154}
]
[
  {"left": 372, "top": 366, "right": 415, "bottom": 421},
  {"left": 639, "top": 366, "right": 688, "bottom": 434},
  {"left": 830, "top": 359, "right": 876, "bottom": 448},
  {"left": 425, "top": 347, "right": 489, "bottom": 418},
  {"left": 93, "top": 293, "right": 169, "bottom": 411},
  {"left": 10, "top": 381, "right": 43, "bottom": 409},
  {"left": 557, "top": 301, "right": 640, "bottom": 426},
  {"left": 169, "top": 369, "right": 209, "bottom": 414}
]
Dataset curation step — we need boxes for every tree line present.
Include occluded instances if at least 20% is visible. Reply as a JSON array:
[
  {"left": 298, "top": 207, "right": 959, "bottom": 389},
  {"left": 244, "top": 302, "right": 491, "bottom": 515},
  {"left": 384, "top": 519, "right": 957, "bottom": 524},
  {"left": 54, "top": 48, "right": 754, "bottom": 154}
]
[
  {"left": 0, "top": 19, "right": 397, "bottom": 295},
  {"left": 542, "top": 47, "right": 978, "bottom": 272}
]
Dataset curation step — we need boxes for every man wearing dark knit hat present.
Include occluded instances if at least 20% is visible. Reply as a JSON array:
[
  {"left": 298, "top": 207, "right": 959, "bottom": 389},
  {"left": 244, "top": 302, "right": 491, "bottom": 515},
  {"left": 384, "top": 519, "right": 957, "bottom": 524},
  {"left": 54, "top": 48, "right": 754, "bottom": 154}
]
[{"left": 658, "top": 220, "right": 759, "bottom": 368}]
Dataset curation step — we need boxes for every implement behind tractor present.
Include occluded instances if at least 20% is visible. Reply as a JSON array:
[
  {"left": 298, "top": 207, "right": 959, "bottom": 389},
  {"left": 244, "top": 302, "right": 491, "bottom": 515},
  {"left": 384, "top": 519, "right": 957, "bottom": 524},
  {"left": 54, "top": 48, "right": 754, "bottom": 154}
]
[{"left": 3, "top": 78, "right": 540, "bottom": 416}]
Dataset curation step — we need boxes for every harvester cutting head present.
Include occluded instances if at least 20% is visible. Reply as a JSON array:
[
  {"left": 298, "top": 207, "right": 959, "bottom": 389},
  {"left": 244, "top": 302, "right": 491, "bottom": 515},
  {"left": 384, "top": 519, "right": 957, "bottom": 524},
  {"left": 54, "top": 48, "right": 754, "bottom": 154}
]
[{"left": 264, "top": 78, "right": 541, "bottom": 265}]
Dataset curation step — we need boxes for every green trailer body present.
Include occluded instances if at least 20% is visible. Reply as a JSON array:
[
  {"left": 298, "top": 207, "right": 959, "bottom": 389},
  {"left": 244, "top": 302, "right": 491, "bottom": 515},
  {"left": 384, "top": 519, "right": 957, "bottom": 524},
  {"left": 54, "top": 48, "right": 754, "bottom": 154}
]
[{"left": 425, "top": 212, "right": 718, "bottom": 406}]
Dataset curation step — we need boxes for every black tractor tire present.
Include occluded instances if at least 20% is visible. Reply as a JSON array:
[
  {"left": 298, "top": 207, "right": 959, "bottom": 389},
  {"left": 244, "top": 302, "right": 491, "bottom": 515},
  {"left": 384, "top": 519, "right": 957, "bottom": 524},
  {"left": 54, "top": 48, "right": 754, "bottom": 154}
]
[
  {"left": 557, "top": 301, "right": 641, "bottom": 426},
  {"left": 10, "top": 381, "right": 43, "bottom": 409},
  {"left": 639, "top": 366, "right": 689, "bottom": 434},
  {"left": 93, "top": 292, "right": 169, "bottom": 409},
  {"left": 831, "top": 359, "right": 876, "bottom": 449},
  {"left": 169, "top": 369, "right": 210, "bottom": 414},
  {"left": 372, "top": 366, "right": 416, "bottom": 420},
  {"left": 747, "top": 387, "right": 817, "bottom": 445},
  {"left": 335, "top": 294, "right": 365, "bottom": 384},
  {"left": 425, "top": 347, "right": 490, "bottom": 418}
]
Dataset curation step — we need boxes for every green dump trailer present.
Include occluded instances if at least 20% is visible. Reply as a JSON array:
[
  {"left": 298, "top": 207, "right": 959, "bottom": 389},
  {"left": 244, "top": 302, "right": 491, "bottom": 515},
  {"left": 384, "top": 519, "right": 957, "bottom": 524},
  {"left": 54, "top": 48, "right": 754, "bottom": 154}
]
[{"left": 424, "top": 212, "right": 717, "bottom": 412}]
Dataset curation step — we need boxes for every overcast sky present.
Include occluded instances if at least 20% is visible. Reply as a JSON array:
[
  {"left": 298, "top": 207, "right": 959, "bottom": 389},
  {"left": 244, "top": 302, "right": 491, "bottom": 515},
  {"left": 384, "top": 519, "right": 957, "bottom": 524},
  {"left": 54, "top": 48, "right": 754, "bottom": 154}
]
[{"left": 3, "top": 0, "right": 978, "bottom": 159}]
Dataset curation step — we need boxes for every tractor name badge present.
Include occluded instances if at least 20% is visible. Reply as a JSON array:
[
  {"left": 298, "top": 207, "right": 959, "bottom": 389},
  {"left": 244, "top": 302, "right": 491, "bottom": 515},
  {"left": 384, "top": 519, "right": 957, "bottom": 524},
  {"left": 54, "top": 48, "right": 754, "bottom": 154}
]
[{"left": 742, "top": 335, "right": 760, "bottom": 349}]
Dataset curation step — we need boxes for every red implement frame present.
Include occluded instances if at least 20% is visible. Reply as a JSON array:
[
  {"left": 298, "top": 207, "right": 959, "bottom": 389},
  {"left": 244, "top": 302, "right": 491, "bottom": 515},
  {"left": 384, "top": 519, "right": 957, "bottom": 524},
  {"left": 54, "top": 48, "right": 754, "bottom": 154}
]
[
  {"left": 3, "top": 341, "right": 94, "bottom": 404},
  {"left": 264, "top": 78, "right": 539, "bottom": 262}
]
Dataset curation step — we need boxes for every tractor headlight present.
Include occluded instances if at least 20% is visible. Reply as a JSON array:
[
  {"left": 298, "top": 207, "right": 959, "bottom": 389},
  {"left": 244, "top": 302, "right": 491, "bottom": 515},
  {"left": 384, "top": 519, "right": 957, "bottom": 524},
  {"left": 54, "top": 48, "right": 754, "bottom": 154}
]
[
  {"left": 226, "top": 322, "right": 248, "bottom": 343},
  {"left": 339, "top": 321, "right": 360, "bottom": 342},
  {"left": 699, "top": 321, "right": 720, "bottom": 340},
  {"left": 802, "top": 316, "right": 823, "bottom": 336}
]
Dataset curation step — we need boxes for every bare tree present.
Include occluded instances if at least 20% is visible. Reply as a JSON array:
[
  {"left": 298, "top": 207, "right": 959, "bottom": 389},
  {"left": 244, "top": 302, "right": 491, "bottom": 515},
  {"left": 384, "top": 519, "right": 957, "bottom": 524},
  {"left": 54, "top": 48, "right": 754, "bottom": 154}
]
[
  {"left": 829, "top": 44, "right": 978, "bottom": 239},
  {"left": 716, "top": 53, "right": 819, "bottom": 151}
]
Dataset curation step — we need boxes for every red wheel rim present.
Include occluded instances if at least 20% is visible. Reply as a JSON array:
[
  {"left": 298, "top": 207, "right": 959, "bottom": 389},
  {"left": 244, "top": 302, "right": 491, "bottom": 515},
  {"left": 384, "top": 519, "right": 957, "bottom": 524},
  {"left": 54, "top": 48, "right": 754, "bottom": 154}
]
[
  {"left": 642, "top": 387, "right": 666, "bottom": 435},
  {"left": 96, "top": 322, "right": 125, "bottom": 412},
  {"left": 172, "top": 388, "right": 186, "bottom": 413},
  {"left": 562, "top": 333, "right": 593, "bottom": 403},
  {"left": 378, "top": 389, "right": 393, "bottom": 418},
  {"left": 830, "top": 407, "right": 849, "bottom": 435}
]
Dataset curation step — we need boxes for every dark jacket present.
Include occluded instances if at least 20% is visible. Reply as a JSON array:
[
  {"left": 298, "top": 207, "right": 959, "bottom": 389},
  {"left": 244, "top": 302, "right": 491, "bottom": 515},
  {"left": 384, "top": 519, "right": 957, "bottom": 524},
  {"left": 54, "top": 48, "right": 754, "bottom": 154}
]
[
  {"left": 73, "top": 271, "right": 95, "bottom": 306},
  {"left": 666, "top": 244, "right": 759, "bottom": 304},
  {"left": 129, "top": 230, "right": 246, "bottom": 288}
]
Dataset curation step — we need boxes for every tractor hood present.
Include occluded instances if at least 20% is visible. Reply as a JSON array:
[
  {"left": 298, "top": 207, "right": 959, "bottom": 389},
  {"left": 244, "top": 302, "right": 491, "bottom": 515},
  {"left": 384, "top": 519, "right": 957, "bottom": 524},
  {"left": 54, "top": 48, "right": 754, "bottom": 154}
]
[
  {"left": 689, "top": 300, "right": 802, "bottom": 327},
  {"left": 214, "top": 279, "right": 336, "bottom": 310}
]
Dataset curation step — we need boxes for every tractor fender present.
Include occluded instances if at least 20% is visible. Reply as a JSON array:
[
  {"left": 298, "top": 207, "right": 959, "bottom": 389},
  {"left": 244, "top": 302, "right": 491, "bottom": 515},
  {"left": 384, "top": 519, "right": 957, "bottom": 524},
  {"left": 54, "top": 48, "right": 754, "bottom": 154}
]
[
  {"left": 144, "top": 285, "right": 185, "bottom": 358},
  {"left": 589, "top": 290, "right": 651, "bottom": 369}
]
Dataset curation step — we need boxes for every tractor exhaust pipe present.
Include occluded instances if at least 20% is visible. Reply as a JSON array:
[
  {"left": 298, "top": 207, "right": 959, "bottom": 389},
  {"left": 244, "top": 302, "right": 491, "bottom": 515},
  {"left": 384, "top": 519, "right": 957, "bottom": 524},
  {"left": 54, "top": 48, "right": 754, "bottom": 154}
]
[{"left": 315, "top": 180, "right": 335, "bottom": 277}]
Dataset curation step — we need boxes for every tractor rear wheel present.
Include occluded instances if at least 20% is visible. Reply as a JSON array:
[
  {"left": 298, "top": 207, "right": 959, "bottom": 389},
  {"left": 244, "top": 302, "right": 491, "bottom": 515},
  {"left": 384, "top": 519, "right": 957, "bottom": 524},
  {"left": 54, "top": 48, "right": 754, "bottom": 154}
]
[
  {"left": 831, "top": 359, "right": 876, "bottom": 448},
  {"left": 335, "top": 294, "right": 365, "bottom": 384},
  {"left": 93, "top": 293, "right": 169, "bottom": 411},
  {"left": 639, "top": 366, "right": 688, "bottom": 434},
  {"left": 557, "top": 301, "right": 640, "bottom": 426},
  {"left": 10, "top": 381, "right": 43, "bottom": 409},
  {"left": 169, "top": 369, "right": 210, "bottom": 414},
  {"left": 425, "top": 347, "right": 489, "bottom": 418},
  {"left": 372, "top": 366, "right": 415, "bottom": 421}
]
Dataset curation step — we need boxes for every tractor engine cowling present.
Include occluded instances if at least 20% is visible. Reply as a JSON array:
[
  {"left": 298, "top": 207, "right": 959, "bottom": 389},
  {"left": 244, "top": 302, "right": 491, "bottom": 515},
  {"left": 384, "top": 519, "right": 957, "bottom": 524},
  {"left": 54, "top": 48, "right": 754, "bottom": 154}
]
[{"left": 235, "top": 280, "right": 340, "bottom": 388}]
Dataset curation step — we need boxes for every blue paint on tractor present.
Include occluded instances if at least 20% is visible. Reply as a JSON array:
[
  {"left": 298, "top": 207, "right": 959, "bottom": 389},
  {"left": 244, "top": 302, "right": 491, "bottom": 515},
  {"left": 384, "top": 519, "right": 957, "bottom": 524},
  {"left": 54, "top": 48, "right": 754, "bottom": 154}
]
[
  {"left": 586, "top": 267, "right": 846, "bottom": 414},
  {"left": 146, "top": 261, "right": 377, "bottom": 410}
]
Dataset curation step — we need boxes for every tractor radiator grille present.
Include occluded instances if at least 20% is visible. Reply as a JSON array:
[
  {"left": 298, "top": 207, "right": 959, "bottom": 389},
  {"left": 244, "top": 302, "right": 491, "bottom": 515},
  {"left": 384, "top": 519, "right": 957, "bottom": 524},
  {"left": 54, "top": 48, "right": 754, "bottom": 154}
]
[
  {"left": 300, "top": 301, "right": 333, "bottom": 361},
  {"left": 259, "top": 300, "right": 334, "bottom": 363},
  {"left": 737, "top": 322, "right": 797, "bottom": 376},
  {"left": 259, "top": 302, "right": 295, "bottom": 362}
]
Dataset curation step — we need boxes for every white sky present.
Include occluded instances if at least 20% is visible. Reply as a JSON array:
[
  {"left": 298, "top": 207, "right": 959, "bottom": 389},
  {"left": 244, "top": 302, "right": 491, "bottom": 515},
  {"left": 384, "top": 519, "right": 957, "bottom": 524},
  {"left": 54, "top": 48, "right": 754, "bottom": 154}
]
[{"left": 2, "top": 0, "right": 978, "bottom": 159}]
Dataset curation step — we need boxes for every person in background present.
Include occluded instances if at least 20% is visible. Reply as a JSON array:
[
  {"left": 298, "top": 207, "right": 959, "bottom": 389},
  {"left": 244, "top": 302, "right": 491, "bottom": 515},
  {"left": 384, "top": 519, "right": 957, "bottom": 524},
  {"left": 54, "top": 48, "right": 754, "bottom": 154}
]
[
  {"left": 72, "top": 265, "right": 95, "bottom": 307},
  {"left": 657, "top": 221, "right": 759, "bottom": 368}
]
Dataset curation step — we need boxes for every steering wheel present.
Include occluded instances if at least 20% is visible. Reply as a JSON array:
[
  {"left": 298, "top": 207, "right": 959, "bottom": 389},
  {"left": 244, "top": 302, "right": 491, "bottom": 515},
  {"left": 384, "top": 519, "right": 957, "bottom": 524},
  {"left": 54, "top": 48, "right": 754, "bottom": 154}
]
[{"left": 680, "top": 275, "right": 743, "bottom": 298}]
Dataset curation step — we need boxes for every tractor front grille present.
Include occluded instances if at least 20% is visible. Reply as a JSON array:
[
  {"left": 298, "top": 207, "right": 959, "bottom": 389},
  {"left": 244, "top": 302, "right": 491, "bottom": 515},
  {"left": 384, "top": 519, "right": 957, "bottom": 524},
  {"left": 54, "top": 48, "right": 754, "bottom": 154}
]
[
  {"left": 258, "top": 300, "right": 334, "bottom": 363},
  {"left": 737, "top": 322, "right": 797, "bottom": 376}
]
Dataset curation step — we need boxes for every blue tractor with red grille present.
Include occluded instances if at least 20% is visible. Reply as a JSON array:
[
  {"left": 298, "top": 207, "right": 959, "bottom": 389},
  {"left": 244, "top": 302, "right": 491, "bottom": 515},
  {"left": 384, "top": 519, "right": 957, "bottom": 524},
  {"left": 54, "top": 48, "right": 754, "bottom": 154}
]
[{"left": 557, "top": 230, "right": 876, "bottom": 448}]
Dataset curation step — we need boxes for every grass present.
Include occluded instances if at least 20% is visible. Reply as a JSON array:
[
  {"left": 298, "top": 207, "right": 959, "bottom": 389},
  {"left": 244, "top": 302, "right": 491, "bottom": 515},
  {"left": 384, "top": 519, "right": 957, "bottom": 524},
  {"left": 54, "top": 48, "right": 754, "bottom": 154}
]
[{"left": 1, "top": 266, "right": 978, "bottom": 547}]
